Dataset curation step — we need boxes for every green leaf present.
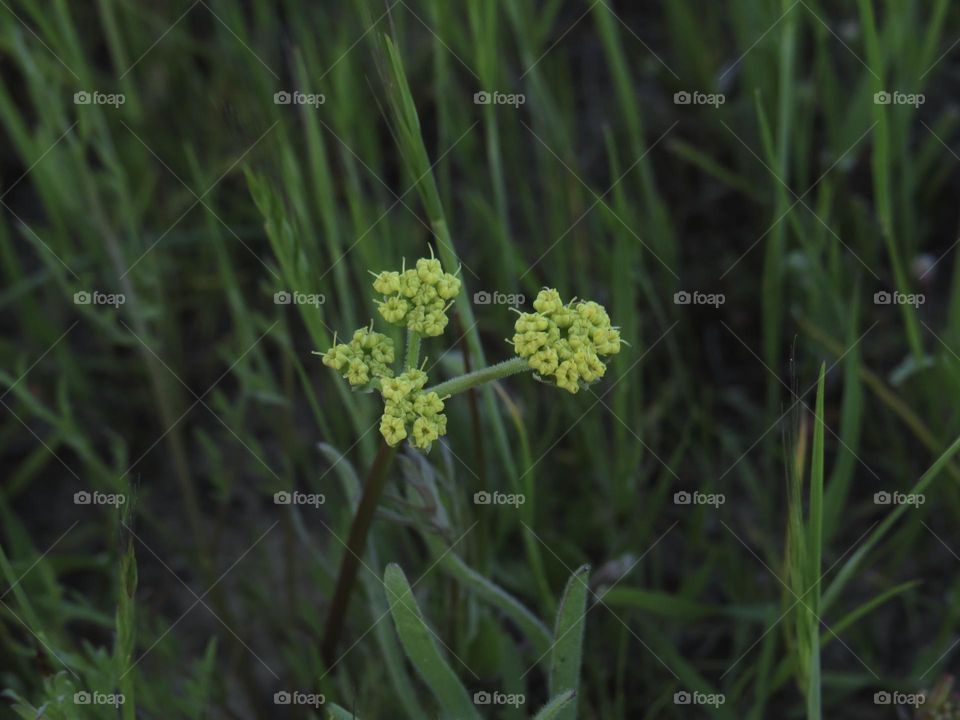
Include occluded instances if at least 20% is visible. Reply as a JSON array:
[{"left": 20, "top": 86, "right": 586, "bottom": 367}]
[
  {"left": 327, "top": 702, "right": 361, "bottom": 719},
  {"left": 548, "top": 564, "right": 590, "bottom": 720},
  {"left": 384, "top": 563, "right": 480, "bottom": 720},
  {"left": 806, "top": 363, "right": 826, "bottom": 720},
  {"left": 532, "top": 690, "right": 576, "bottom": 719},
  {"left": 823, "top": 430, "right": 960, "bottom": 609},
  {"left": 426, "top": 535, "right": 552, "bottom": 656},
  {"left": 115, "top": 516, "right": 138, "bottom": 720}
]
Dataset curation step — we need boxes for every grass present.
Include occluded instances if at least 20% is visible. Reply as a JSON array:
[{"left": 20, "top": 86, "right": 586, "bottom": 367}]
[{"left": 1, "top": 0, "right": 960, "bottom": 718}]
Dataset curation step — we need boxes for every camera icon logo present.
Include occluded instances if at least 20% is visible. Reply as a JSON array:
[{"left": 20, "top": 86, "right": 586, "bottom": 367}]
[
  {"left": 73, "top": 91, "right": 91, "bottom": 105},
  {"left": 873, "top": 691, "right": 892, "bottom": 704},
  {"left": 473, "top": 290, "right": 491, "bottom": 304},
  {"left": 473, "top": 691, "right": 492, "bottom": 704},
  {"left": 474, "top": 491, "right": 491, "bottom": 505},
  {"left": 74, "top": 490, "right": 92, "bottom": 505},
  {"left": 274, "top": 491, "right": 292, "bottom": 505},
  {"left": 873, "top": 491, "right": 892, "bottom": 505},
  {"left": 474, "top": 91, "right": 491, "bottom": 105},
  {"left": 274, "top": 91, "right": 291, "bottom": 105},
  {"left": 873, "top": 290, "right": 891, "bottom": 305},
  {"left": 274, "top": 691, "right": 291, "bottom": 704},
  {"left": 74, "top": 291, "right": 91, "bottom": 305},
  {"left": 74, "top": 691, "right": 91, "bottom": 704},
  {"left": 673, "top": 491, "right": 691, "bottom": 505},
  {"left": 674, "top": 691, "right": 692, "bottom": 704},
  {"left": 874, "top": 91, "right": 892, "bottom": 105},
  {"left": 274, "top": 291, "right": 292, "bottom": 305},
  {"left": 673, "top": 290, "right": 691, "bottom": 305},
  {"left": 673, "top": 91, "right": 691, "bottom": 105}
]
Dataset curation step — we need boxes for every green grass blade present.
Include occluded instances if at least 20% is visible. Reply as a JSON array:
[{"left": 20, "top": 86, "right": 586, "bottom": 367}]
[
  {"left": 115, "top": 508, "right": 137, "bottom": 720},
  {"left": 823, "top": 430, "right": 960, "bottom": 609},
  {"left": 806, "top": 363, "right": 825, "bottom": 720},
  {"left": 768, "top": 580, "right": 921, "bottom": 694}
]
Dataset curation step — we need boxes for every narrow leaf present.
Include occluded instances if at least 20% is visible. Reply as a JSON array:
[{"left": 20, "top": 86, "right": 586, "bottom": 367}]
[
  {"left": 327, "top": 702, "right": 361, "bottom": 719},
  {"left": 548, "top": 564, "right": 590, "bottom": 720},
  {"left": 532, "top": 690, "right": 576, "bottom": 720},
  {"left": 806, "top": 363, "right": 826, "bottom": 720},
  {"left": 384, "top": 564, "right": 480, "bottom": 720}
]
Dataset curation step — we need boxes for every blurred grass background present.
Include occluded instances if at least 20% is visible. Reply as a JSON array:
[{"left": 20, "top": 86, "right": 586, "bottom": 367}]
[{"left": 1, "top": 0, "right": 960, "bottom": 717}]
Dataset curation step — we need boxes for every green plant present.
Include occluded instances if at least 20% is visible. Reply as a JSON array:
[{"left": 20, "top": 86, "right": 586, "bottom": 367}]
[{"left": 319, "top": 254, "right": 621, "bottom": 662}]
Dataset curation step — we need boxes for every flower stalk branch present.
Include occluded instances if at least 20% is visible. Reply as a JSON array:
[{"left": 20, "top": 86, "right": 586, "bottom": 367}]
[{"left": 425, "top": 357, "right": 531, "bottom": 397}]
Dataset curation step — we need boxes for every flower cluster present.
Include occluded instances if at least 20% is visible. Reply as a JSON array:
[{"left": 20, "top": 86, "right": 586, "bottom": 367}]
[
  {"left": 373, "top": 257, "right": 461, "bottom": 337},
  {"left": 321, "top": 327, "right": 395, "bottom": 386},
  {"left": 512, "top": 288, "right": 621, "bottom": 393},
  {"left": 379, "top": 369, "right": 447, "bottom": 449}
]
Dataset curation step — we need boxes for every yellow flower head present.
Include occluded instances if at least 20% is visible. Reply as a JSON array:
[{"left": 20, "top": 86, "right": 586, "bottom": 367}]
[
  {"left": 321, "top": 327, "right": 395, "bottom": 386},
  {"left": 512, "top": 288, "right": 621, "bottom": 394},
  {"left": 378, "top": 369, "right": 447, "bottom": 449},
  {"left": 374, "top": 251, "right": 461, "bottom": 337}
]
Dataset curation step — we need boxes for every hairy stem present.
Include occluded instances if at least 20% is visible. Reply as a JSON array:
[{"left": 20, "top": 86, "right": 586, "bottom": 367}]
[
  {"left": 405, "top": 329, "right": 421, "bottom": 370},
  {"left": 322, "top": 439, "right": 398, "bottom": 665},
  {"left": 426, "top": 357, "right": 530, "bottom": 397}
]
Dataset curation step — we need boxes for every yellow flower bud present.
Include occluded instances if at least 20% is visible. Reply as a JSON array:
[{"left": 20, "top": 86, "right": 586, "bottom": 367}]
[
  {"left": 435, "top": 274, "right": 461, "bottom": 300},
  {"left": 416, "top": 257, "right": 443, "bottom": 284},
  {"left": 380, "top": 414, "right": 407, "bottom": 446},
  {"left": 373, "top": 271, "right": 401, "bottom": 295},
  {"left": 533, "top": 288, "right": 564, "bottom": 315}
]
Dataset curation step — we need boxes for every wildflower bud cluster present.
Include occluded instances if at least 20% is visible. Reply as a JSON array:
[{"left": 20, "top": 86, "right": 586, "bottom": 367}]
[
  {"left": 373, "top": 257, "right": 461, "bottom": 337},
  {"left": 512, "top": 289, "right": 621, "bottom": 393}
]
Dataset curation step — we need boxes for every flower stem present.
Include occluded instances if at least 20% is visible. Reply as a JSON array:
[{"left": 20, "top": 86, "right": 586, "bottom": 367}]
[
  {"left": 405, "top": 329, "right": 421, "bottom": 370},
  {"left": 322, "top": 439, "right": 397, "bottom": 665},
  {"left": 426, "top": 357, "right": 530, "bottom": 397}
]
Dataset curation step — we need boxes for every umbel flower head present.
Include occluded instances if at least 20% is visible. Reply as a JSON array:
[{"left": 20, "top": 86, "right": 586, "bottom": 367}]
[
  {"left": 512, "top": 288, "right": 622, "bottom": 394},
  {"left": 372, "top": 253, "right": 461, "bottom": 337},
  {"left": 379, "top": 369, "right": 447, "bottom": 449},
  {"left": 321, "top": 326, "right": 395, "bottom": 386}
]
